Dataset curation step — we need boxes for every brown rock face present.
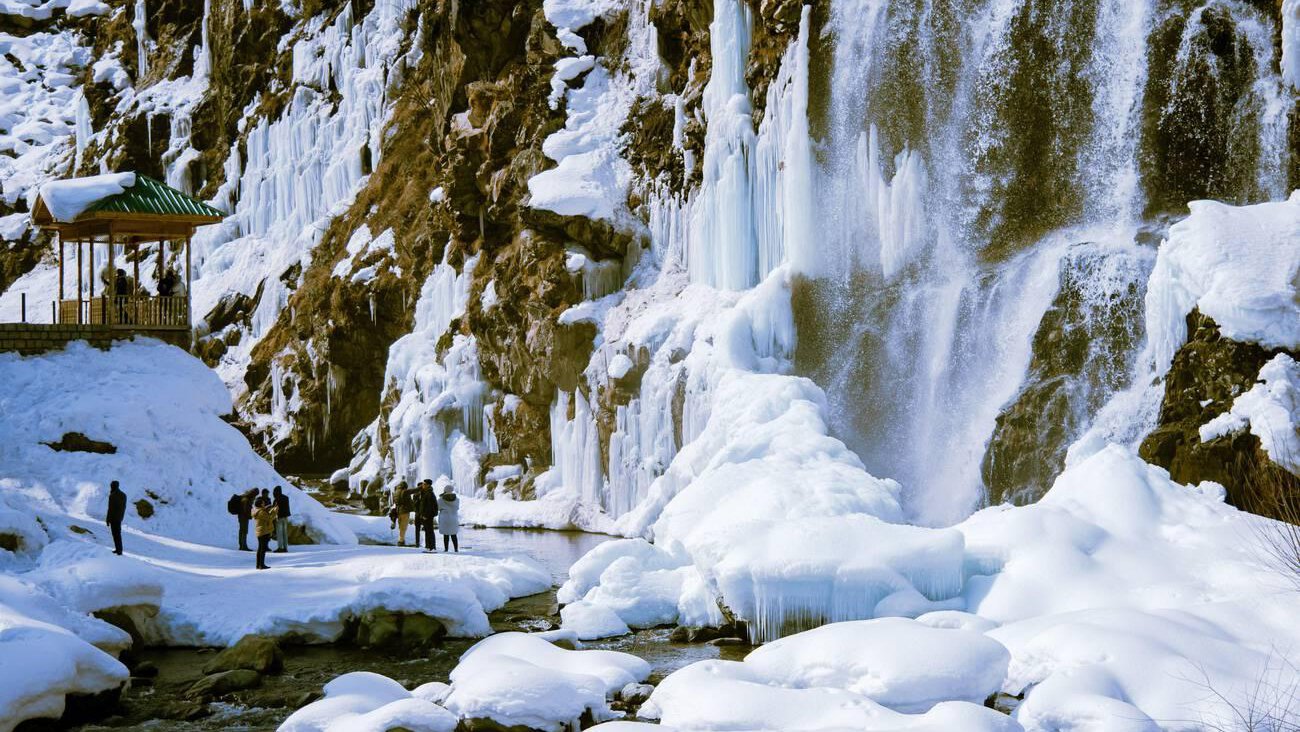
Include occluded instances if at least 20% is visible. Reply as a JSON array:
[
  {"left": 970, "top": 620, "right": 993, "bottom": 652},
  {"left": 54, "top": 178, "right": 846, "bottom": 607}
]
[
  {"left": 1138, "top": 310, "right": 1299, "bottom": 516},
  {"left": 983, "top": 244, "right": 1152, "bottom": 505}
]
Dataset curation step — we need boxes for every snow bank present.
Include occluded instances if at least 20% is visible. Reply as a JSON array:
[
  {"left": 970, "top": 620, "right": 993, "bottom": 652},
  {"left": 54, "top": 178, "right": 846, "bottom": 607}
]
[
  {"left": 1199, "top": 353, "right": 1300, "bottom": 472},
  {"left": 37, "top": 172, "right": 135, "bottom": 223},
  {"left": 280, "top": 672, "right": 457, "bottom": 732},
  {"left": 0, "top": 340, "right": 352, "bottom": 549},
  {"left": 742, "top": 617, "right": 1010, "bottom": 712},
  {"left": 576, "top": 443, "right": 1300, "bottom": 729},
  {"left": 1145, "top": 193, "right": 1300, "bottom": 374},
  {"left": 638, "top": 658, "right": 1021, "bottom": 732},
  {"left": 962, "top": 445, "right": 1300, "bottom": 729},
  {"left": 0, "top": 575, "right": 130, "bottom": 732},
  {"left": 22, "top": 538, "right": 550, "bottom": 645},
  {"left": 442, "top": 632, "right": 650, "bottom": 731}
]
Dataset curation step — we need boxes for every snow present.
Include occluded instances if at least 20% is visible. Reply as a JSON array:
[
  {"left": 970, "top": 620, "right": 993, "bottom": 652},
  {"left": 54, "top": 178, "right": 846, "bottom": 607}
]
[
  {"left": 638, "top": 658, "right": 1021, "bottom": 732},
  {"left": 280, "top": 672, "right": 457, "bottom": 732},
  {"left": 1199, "top": 353, "right": 1300, "bottom": 473},
  {"left": 1145, "top": 192, "right": 1300, "bottom": 375},
  {"left": 560, "top": 600, "right": 630, "bottom": 640},
  {"left": 0, "top": 341, "right": 555, "bottom": 728},
  {"left": 442, "top": 632, "right": 650, "bottom": 731},
  {"left": 742, "top": 617, "right": 1010, "bottom": 712},
  {"left": 36, "top": 172, "right": 136, "bottom": 223},
  {"left": 0, "top": 340, "right": 351, "bottom": 548},
  {"left": 0, "top": 575, "right": 130, "bottom": 732},
  {"left": 607, "top": 353, "right": 633, "bottom": 379},
  {"left": 459, "top": 493, "right": 616, "bottom": 534},
  {"left": 332, "top": 225, "right": 396, "bottom": 280},
  {"left": 542, "top": 0, "right": 620, "bottom": 31}
]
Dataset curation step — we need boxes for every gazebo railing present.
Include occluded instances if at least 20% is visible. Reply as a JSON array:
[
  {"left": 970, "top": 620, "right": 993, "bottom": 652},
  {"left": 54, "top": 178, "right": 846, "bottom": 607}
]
[{"left": 57, "top": 296, "right": 188, "bottom": 329}]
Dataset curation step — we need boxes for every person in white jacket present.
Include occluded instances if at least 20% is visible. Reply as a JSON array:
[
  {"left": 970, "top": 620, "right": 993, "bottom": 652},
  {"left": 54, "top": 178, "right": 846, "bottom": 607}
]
[{"left": 436, "top": 480, "right": 460, "bottom": 553}]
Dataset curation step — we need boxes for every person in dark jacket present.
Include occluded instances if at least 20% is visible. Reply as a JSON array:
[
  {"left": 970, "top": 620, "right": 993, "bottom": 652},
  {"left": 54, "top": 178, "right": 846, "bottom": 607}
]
[
  {"left": 252, "top": 496, "right": 277, "bottom": 570},
  {"left": 237, "top": 489, "right": 256, "bottom": 551},
  {"left": 272, "top": 485, "right": 291, "bottom": 553},
  {"left": 106, "top": 481, "right": 127, "bottom": 555},
  {"left": 415, "top": 479, "right": 438, "bottom": 553}
]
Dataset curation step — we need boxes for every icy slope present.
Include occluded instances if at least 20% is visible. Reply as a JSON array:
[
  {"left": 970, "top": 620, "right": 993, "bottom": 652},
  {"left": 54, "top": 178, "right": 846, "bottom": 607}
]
[{"left": 0, "top": 340, "right": 352, "bottom": 549}]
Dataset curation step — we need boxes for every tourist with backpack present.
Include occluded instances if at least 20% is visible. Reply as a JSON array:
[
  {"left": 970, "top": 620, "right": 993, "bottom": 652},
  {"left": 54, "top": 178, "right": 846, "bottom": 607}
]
[
  {"left": 228, "top": 488, "right": 256, "bottom": 551},
  {"left": 391, "top": 481, "right": 412, "bottom": 546}
]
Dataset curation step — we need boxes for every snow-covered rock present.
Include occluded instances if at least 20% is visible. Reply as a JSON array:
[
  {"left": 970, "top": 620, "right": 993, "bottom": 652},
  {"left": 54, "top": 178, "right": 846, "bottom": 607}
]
[
  {"left": 442, "top": 632, "right": 651, "bottom": 731},
  {"left": 1145, "top": 192, "right": 1300, "bottom": 375},
  {"left": 1199, "top": 353, "right": 1300, "bottom": 473},
  {"left": 279, "top": 671, "right": 457, "bottom": 732}
]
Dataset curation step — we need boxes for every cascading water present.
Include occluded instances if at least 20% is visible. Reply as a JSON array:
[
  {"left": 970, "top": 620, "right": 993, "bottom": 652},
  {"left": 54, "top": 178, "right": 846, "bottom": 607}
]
[{"left": 795, "top": 0, "right": 1293, "bottom": 525}]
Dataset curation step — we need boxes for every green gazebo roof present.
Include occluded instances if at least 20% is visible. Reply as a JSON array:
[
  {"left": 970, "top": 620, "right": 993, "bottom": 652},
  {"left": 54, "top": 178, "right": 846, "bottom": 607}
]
[{"left": 83, "top": 175, "right": 224, "bottom": 219}]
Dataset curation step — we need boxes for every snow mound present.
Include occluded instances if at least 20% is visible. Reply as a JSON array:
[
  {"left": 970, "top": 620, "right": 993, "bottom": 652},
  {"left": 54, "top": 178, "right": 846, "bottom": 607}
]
[
  {"left": 1199, "top": 353, "right": 1300, "bottom": 473},
  {"left": 560, "top": 600, "right": 630, "bottom": 640},
  {"left": 963, "top": 444, "right": 1300, "bottom": 728},
  {"left": 0, "top": 340, "right": 353, "bottom": 549},
  {"left": 1145, "top": 192, "right": 1300, "bottom": 374},
  {"left": 36, "top": 172, "right": 135, "bottom": 222},
  {"left": 638, "top": 658, "right": 1021, "bottom": 732},
  {"left": 442, "top": 632, "right": 650, "bottom": 731},
  {"left": 742, "top": 617, "right": 1010, "bottom": 712},
  {"left": 279, "top": 671, "right": 457, "bottom": 732},
  {"left": 0, "top": 575, "right": 130, "bottom": 732}
]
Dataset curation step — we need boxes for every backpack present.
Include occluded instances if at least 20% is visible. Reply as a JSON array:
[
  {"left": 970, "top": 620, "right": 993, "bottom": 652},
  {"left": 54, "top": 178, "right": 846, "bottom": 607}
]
[{"left": 227, "top": 494, "right": 242, "bottom": 515}]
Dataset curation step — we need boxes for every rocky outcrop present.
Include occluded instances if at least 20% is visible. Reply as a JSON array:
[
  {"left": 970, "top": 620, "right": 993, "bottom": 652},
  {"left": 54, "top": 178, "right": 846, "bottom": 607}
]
[
  {"left": 983, "top": 243, "right": 1153, "bottom": 505},
  {"left": 1139, "top": 310, "right": 1300, "bottom": 515}
]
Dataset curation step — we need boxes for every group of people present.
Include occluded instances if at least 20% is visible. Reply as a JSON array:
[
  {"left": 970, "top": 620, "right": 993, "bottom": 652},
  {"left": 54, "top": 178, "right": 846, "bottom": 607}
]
[
  {"left": 226, "top": 486, "right": 291, "bottom": 570},
  {"left": 104, "top": 477, "right": 462, "bottom": 567},
  {"left": 390, "top": 479, "right": 460, "bottom": 553}
]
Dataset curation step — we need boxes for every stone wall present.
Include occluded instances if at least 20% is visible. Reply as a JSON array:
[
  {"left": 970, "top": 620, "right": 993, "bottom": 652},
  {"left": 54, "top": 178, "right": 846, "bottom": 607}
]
[{"left": 0, "top": 324, "right": 191, "bottom": 356}]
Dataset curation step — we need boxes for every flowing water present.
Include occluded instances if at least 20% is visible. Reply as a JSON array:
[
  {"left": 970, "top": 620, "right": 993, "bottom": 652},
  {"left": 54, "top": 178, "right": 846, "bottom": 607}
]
[{"left": 795, "top": 0, "right": 1293, "bottom": 524}]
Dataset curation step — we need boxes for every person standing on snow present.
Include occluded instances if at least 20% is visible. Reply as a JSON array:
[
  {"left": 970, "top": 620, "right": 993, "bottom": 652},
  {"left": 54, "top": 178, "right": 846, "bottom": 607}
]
[
  {"left": 272, "top": 485, "right": 291, "bottom": 553},
  {"left": 415, "top": 479, "right": 438, "bottom": 553},
  {"left": 391, "top": 481, "right": 412, "bottom": 546},
  {"left": 106, "top": 481, "right": 127, "bottom": 555},
  {"left": 252, "top": 495, "right": 278, "bottom": 570},
  {"left": 234, "top": 488, "right": 256, "bottom": 551},
  {"left": 437, "top": 481, "right": 460, "bottom": 553}
]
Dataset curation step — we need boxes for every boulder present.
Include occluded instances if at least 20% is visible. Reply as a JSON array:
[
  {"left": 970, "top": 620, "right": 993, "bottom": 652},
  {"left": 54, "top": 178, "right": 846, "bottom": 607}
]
[
  {"left": 619, "top": 682, "right": 654, "bottom": 705},
  {"left": 202, "top": 635, "right": 284, "bottom": 675},
  {"left": 187, "top": 669, "right": 262, "bottom": 699}
]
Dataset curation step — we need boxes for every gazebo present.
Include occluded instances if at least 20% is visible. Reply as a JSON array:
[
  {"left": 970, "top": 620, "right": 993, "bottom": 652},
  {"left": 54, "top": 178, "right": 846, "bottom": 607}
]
[{"left": 31, "top": 173, "right": 224, "bottom": 333}]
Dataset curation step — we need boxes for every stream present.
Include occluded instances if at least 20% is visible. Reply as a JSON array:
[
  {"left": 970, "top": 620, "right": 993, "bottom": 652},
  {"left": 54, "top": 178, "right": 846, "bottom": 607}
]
[{"left": 67, "top": 526, "right": 745, "bottom": 731}]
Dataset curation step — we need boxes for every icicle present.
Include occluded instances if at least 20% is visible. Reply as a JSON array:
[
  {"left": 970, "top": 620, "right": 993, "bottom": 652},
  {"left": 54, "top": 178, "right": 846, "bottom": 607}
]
[
  {"left": 73, "top": 92, "right": 93, "bottom": 171},
  {"left": 133, "top": 0, "right": 150, "bottom": 78}
]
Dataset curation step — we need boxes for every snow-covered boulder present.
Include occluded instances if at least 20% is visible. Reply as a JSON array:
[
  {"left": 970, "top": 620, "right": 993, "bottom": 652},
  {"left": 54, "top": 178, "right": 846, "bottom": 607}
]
[
  {"left": 1145, "top": 192, "right": 1300, "bottom": 375},
  {"left": 279, "top": 671, "right": 457, "bottom": 732},
  {"left": 0, "top": 575, "right": 130, "bottom": 732},
  {"left": 638, "top": 658, "right": 1021, "bottom": 732},
  {"left": 442, "top": 632, "right": 650, "bottom": 731},
  {"left": 742, "top": 617, "right": 1010, "bottom": 712}
]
